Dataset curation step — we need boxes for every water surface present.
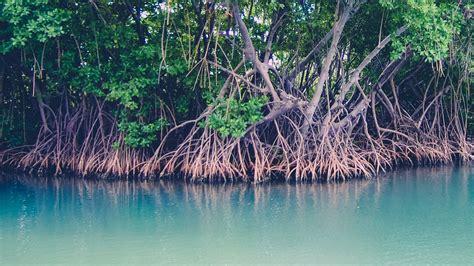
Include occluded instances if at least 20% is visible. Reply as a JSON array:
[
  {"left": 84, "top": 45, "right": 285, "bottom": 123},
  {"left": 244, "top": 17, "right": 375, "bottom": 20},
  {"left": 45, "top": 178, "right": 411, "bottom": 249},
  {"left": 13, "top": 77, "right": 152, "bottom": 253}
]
[{"left": 1, "top": 167, "right": 473, "bottom": 264}]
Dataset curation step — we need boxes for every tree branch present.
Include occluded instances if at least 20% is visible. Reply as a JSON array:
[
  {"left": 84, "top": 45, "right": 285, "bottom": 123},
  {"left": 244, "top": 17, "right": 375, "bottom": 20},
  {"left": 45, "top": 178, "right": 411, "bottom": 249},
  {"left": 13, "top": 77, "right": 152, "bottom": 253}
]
[
  {"left": 302, "top": 0, "right": 360, "bottom": 131},
  {"left": 264, "top": 11, "right": 286, "bottom": 63},
  {"left": 286, "top": 28, "right": 333, "bottom": 82},
  {"left": 231, "top": 1, "right": 281, "bottom": 102}
]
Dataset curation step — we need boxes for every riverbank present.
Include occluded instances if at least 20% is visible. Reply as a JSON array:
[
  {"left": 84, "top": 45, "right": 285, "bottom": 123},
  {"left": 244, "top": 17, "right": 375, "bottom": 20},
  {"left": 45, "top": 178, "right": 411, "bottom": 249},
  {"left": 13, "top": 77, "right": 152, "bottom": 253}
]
[{"left": 1, "top": 1, "right": 471, "bottom": 183}]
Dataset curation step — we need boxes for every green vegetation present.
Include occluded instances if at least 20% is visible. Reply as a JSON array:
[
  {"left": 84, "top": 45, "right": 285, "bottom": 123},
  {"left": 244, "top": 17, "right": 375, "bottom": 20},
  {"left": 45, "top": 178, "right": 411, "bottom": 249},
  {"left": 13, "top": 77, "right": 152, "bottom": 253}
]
[
  {"left": 0, "top": 0, "right": 472, "bottom": 181},
  {"left": 202, "top": 96, "right": 268, "bottom": 138}
]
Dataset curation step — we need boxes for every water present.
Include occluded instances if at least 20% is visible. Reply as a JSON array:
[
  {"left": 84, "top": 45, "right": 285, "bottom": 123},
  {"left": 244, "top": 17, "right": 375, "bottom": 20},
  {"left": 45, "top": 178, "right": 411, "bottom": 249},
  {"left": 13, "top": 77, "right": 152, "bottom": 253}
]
[{"left": 0, "top": 167, "right": 473, "bottom": 264}]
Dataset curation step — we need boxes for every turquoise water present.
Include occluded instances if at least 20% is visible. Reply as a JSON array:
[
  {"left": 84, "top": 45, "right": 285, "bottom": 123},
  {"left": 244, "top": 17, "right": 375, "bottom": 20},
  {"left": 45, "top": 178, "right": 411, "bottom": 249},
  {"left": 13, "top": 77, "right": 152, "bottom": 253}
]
[{"left": 0, "top": 167, "right": 473, "bottom": 264}]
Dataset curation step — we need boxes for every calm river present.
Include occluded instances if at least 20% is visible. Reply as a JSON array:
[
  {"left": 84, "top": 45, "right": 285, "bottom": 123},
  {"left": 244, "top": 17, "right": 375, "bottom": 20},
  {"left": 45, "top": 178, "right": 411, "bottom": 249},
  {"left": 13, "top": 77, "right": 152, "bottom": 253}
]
[{"left": 0, "top": 167, "right": 473, "bottom": 264}]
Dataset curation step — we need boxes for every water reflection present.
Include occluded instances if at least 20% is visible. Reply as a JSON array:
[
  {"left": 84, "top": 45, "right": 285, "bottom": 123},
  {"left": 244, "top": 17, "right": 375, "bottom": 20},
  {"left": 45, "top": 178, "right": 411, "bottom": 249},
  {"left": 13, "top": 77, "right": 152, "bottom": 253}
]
[
  {"left": 0, "top": 166, "right": 472, "bottom": 264},
  {"left": 1, "top": 166, "right": 472, "bottom": 214}
]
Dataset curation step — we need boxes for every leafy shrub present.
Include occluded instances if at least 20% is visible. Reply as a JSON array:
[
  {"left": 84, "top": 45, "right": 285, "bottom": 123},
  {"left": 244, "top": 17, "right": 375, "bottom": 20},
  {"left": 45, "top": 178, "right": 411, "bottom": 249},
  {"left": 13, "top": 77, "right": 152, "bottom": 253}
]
[
  {"left": 117, "top": 119, "right": 168, "bottom": 148},
  {"left": 200, "top": 96, "right": 268, "bottom": 138},
  {"left": 381, "top": 0, "right": 462, "bottom": 62}
]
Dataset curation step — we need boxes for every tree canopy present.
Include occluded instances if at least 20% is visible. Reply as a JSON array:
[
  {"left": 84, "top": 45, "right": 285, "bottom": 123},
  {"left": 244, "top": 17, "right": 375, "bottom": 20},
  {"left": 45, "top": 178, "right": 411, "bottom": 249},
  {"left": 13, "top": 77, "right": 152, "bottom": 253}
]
[{"left": 0, "top": 0, "right": 472, "bottom": 181}]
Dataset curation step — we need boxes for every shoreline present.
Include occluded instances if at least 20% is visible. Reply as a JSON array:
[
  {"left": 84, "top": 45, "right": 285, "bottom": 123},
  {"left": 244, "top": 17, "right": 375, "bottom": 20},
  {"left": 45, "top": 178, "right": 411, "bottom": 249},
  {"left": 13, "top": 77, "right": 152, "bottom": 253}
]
[{"left": 1, "top": 152, "right": 471, "bottom": 183}]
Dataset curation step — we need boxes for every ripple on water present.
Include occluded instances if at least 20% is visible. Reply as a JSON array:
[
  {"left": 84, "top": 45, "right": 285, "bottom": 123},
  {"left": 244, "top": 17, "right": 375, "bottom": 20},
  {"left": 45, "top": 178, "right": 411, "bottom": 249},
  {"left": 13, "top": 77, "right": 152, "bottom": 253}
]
[{"left": 0, "top": 166, "right": 472, "bottom": 264}]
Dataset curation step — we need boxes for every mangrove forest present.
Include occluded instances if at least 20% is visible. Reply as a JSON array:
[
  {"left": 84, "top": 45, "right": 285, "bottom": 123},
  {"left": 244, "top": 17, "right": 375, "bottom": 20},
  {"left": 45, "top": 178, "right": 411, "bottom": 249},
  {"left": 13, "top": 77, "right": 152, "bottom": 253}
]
[{"left": 0, "top": 0, "right": 472, "bottom": 182}]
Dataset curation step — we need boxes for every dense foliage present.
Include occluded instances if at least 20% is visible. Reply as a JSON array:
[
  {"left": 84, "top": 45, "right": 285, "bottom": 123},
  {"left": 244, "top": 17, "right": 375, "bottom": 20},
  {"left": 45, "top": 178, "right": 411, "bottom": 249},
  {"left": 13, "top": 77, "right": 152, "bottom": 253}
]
[{"left": 0, "top": 0, "right": 472, "bottom": 180}]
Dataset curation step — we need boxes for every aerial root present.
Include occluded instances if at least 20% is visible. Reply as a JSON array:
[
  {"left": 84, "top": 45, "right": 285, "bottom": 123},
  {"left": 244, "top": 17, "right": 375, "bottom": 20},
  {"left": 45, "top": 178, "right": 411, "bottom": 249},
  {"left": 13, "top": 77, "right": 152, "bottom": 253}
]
[{"left": 1, "top": 108, "right": 472, "bottom": 182}]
